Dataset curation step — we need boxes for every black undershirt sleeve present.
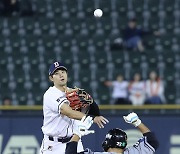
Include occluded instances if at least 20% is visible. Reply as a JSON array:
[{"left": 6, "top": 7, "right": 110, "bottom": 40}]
[
  {"left": 88, "top": 101, "right": 100, "bottom": 116},
  {"left": 65, "top": 142, "right": 85, "bottom": 154},
  {"left": 143, "top": 132, "right": 159, "bottom": 150},
  {"left": 65, "top": 142, "right": 78, "bottom": 154}
]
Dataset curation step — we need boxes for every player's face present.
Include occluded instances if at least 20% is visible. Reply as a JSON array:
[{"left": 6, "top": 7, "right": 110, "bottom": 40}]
[{"left": 51, "top": 69, "right": 68, "bottom": 86}]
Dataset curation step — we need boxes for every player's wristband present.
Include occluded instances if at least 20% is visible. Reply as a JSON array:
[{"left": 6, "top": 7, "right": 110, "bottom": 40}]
[
  {"left": 87, "top": 114, "right": 96, "bottom": 120},
  {"left": 88, "top": 101, "right": 100, "bottom": 116},
  {"left": 132, "top": 119, "right": 142, "bottom": 127}
]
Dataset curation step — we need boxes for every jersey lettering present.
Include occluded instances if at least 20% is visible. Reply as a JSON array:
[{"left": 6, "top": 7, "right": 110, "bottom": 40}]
[
  {"left": 56, "top": 98, "right": 60, "bottom": 102},
  {"left": 134, "top": 138, "right": 144, "bottom": 147}
]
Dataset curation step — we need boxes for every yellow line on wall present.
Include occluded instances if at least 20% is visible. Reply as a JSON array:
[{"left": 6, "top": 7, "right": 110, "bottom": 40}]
[{"left": 0, "top": 105, "right": 180, "bottom": 110}]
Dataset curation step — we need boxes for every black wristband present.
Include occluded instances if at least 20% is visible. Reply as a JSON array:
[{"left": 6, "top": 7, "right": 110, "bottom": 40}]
[{"left": 88, "top": 101, "right": 100, "bottom": 116}]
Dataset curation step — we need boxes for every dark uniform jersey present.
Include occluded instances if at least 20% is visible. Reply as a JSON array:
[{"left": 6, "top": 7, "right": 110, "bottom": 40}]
[{"left": 65, "top": 132, "right": 159, "bottom": 154}]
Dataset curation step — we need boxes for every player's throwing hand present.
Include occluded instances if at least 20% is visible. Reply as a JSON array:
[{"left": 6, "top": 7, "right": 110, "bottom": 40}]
[
  {"left": 93, "top": 116, "right": 109, "bottom": 128},
  {"left": 73, "top": 116, "right": 95, "bottom": 138}
]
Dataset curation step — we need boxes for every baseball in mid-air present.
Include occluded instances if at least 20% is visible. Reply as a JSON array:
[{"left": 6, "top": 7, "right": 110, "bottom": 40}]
[{"left": 94, "top": 9, "right": 103, "bottom": 17}]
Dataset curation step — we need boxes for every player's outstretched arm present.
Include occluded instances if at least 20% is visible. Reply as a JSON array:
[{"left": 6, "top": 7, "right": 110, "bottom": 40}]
[
  {"left": 64, "top": 86, "right": 109, "bottom": 128},
  {"left": 60, "top": 103, "right": 85, "bottom": 120},
  {"left": 137, "top": 122, "right": 150, "bottom": 134},
  {"left": 123, "top": 112, "right": 159, "bottom": 150},
  {"left": 123, "top": 112, "right": 150, "bottom": 133},
  {"left": 88, "top": 101, "right": 109, "bottom": 128}
]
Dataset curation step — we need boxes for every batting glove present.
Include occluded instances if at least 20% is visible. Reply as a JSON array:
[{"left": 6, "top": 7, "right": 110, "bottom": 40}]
[
  {"left": 74, "top": 116, "right": 95, "bottom": 138},
  {"left": 123, "top": 112, "right": 141, "bottom": 127}
]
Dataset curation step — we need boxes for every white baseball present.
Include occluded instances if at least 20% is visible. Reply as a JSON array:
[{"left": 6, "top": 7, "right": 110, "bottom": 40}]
[{"left": 94, "top": 9, "right": 103, "bottom": 17}]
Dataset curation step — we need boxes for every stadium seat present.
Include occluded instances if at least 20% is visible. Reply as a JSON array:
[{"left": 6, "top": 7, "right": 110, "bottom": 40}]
[
  {"left": 37, "top": 18, "right": 52, "bottom": 34},
  {"left": 171, "top": 38, "right": 180, "bottom": 52},
  {"left": 165, "top": 83, "right": 176, "bottom": 104},
  {"left": 34, "top": 0, "right": 46, "bottom": 16},
  {"left": 93, "top": 34, "right": 106, "bottom": 50},
  {"left": 96, "top": 84, "right": 111, "bottom": 104},
  {"left": 164, "top": 17, "right": 174, "bottom": 32},
  {"left": 59, "top": 35, "right": 72, "bottom": 52},
  {"left": 115, "top": 0, "right": 128, "bottom": 16},
  {"left": 85, "top": 18, "right": 97, "bottom": 35},
  {"left": 160, "top": 34, "right": 173, "bottom": 49},
  {"left": 7, "top": 17, "right": 19, "bottom": 35},
  {"left": 116, "top": 17, "right": 128, "bottom": 31},
  {"left": 0, "top": 60, "right": 9, "bottom": 97},
  {"left": 22, "top": 17, "right": 35, "bottom": 34},
  {"left": 145, "top": 51, "right": 158, "bottom": 69},
  {"left": 78, "top": 52, "right": 90, "bottom": 69},
  {"left": 99, "top": 0, "right": 111, "bottom": 16},
  {"left": 79, "top": 23, "right": 89, "bottom": 36},
  {"left": 65, "top": 0, "right": 78, "bottom": 17},
  {"left": 54, "top": 18, "right": 67, "bottom": 34},
  {"left": 81, "top": 0, "right": 95, "bottom": 16},
  {"left": 148, "top": 0, "right": 159, "bottom": 15},
  {"left": 132, "top": 0, "right": 144, "bottom": 15},
  {"left": 111, "top": 51, "right": 125, "bottom": 68},
  {"left": 161, "top": 51, "right": 175, "bottom": 69},
  {"left": 100, "top": 17, "right": 112, "bottom": 34},
  {"left": 144, "top": 35, "right": 156, "bottom": 49},
  {"left": 79, "top": 70, "right": 91, "bottom": 88},
  {"left": 94, "top": 51, "right": 108, "bottom": 69},
  {"left": 148, "top": 16, "right": 159, "bottom": 30},
  {"left": 70, "top": 19, "right": 82, "bottom": 34},
  {"left": 0, "top": 0, "right": 178, "bottom": 105},
  {"left": 60, "top": 51, "right": 73, "bottom": 69},
  {"left": 96, "top": 69, "right": 109, "bottom": 83},
  {"left": 163, "top": 0, "right": 175, "bottom": 15},
  {"left": 128, "top": 51, "right": 142, "bottom": 69},
  {"left": 0, "top": 18, "right": 3, "bottom": 31},
  {"left": 76, "top": 34, "right": 89, "bottom": 52}
]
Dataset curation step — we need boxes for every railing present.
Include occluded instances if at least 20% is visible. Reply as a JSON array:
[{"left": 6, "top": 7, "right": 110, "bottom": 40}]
[{"left": 0, "top": 104, "right": 180, "bottom": 110}]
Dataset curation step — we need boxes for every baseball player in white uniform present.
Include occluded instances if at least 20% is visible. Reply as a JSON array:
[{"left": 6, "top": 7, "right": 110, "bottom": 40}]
[{"left": 40, "top": 61, "right": 108, "bottom": 154}]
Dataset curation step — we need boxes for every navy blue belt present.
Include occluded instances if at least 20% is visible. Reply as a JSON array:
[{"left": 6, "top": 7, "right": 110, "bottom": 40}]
[{"left": 48, "top": 136, "right": 72, "bottom": 143}]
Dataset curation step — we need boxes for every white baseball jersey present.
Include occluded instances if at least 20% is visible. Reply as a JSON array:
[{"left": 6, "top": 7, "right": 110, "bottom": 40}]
[
  {"left": 145, "top": 80, "right": 164, "bottom": 97},
  {"left": 40, "top": 86, "right": 84, "bottom": 154},
  {"left": 42, "top": 86, "right": 73, "bottom": 137},
  {"left": 129, "top": 81, "right": 145, "bottom": 95},
  {"left": 112, "top": 81, "right": 129, "bottom": 99},
  {"left": 129, "top": 81, "right": 146, "bottom": 105},
  {"left": 145, "top": 80, "right": 165, "bottom": 103}
]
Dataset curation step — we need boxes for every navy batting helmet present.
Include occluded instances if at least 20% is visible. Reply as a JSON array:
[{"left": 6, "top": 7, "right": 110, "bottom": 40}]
[{"left": 102, "top": 128, "right": 127, "bottom": 152}]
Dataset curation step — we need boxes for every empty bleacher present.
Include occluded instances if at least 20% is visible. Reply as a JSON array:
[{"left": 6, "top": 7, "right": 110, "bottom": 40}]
[{"left": 0, "top": 0, "right": 180, "bottom": 105}]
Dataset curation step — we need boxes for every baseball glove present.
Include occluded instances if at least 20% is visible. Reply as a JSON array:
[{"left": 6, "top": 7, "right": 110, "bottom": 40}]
[{"left": 65, "top": 87, "right": 93, "bottom": 111}]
